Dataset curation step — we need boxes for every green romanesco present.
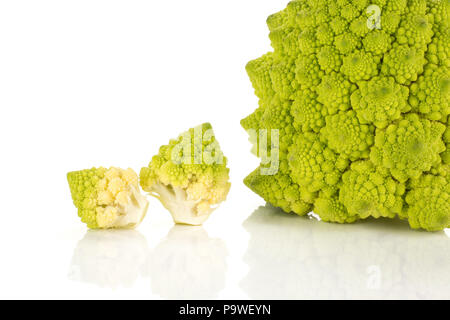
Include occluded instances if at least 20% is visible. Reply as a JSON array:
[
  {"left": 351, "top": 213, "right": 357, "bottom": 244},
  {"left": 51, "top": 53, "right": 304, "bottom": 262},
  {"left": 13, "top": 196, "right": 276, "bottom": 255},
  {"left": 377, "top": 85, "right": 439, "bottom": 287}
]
[
  {"left": 244, "top": 168, "right": 312, "bottom": 216},
  {"left": 363, "top": 30, "right": 392, "bottom": 56},
  {"left": 340, "top": 161, "right": 405, "bottom": 219},
  {"left": 67, "top": 167, "right": 149, "bottom": 229},
  {"left": 320, "top": 110, "right": 375, "bottom": 160},
  {"left": 140, "top": 123, "right": 230, "bottom": 226},
  {"left": 409, "top": 64, "right": 450, "bottom": 121},
  {"left": 351, "top": 76, "right": 411, "bottom": 128},
  {"left": 381, "top": 45, "right": 427, "bottom": 85},
  {"left": 291, "top": 88, "right": 326, "bottom": 133},
  {"left": 242, "top": 0, "right": 450, "bottom": 231},
  {"left": 316, "top": 72, "right": 356, "bottom": 115},
  {"left": 405, "top": 173, "right": 450, "bottom": 231},
  {"left": 341, "top": 50, "right": 380, "bottom": 82},
  {"left": 443, "top": 118, "right": 450, "bottom": 164},
  {"left": 314, "top": 195, "right": 358, "bottom": 224},
  {"left": 370, "top": 113, "right": 446, "bottom": 182},
  {"left": 288, "top": 132, "right": 345, "bottom": 195}
]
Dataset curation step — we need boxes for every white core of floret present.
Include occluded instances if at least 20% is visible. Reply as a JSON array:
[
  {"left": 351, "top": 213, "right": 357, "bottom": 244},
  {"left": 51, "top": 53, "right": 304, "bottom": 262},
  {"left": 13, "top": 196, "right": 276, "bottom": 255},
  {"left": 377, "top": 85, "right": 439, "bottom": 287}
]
[
  {"left": 98, "top": 185, "right": 149, "bottom": 229},
  {"left": 150, "top": 183, "right": 214, "bottom": 226},
  {"left": 119, "top": 185, "right": 149, "bottom": 227}
]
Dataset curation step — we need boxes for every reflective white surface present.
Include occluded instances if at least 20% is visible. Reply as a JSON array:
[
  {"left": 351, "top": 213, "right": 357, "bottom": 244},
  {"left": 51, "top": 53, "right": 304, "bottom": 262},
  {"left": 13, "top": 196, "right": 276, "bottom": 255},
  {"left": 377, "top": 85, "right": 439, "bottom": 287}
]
[
  {"left": 0, "top": 202, "right": 448, "bottom": 299},
  {"left": 69, "top": 230, "right": 149, "bottom": 289},
  {"left": 69, "top": 226, "right": 227, "bottom": 298},
  {"left": 242, "top": 205, "right": 450, "bottom": 300},
  {"left": 63, "top": 205, "right": 450, "bottom": 300},
  {"left": 143, "top": 226, "right": 228, "bottom": 299}
]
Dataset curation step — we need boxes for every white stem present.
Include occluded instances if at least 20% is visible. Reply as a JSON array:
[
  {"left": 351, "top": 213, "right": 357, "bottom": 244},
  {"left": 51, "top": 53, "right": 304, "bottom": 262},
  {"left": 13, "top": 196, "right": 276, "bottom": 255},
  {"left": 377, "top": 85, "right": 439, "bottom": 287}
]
[
  {"left": 116, "top": 185, "right": 149, "bottom": 228},
  {"left": 150, "top": 183, "right": 213, "bottom": 226}
]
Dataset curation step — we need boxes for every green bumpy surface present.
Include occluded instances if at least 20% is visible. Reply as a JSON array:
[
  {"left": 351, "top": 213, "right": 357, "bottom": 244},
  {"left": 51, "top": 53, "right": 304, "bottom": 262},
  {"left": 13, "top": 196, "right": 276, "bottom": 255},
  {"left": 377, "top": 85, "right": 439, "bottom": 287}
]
[
  {"left": 242, "top": 0, "right": 450, "bottom": 231},
  {"left": 67, "top": 167, "right": 106, "bottom": 229},
  {"left": 139, "top": 123, "right": 231, "bottom": 211},
  {"left": 140, "top": 123, "right": 230, "bottom": 188}
]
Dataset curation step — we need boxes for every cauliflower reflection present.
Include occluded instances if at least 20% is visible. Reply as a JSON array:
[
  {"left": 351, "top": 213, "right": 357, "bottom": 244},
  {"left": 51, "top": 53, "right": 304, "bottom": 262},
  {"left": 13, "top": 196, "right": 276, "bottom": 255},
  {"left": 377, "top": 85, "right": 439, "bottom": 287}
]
[
  {"left": 142, "top": 225, "right": 227, "bottom": 299},
  {"left": 69, "top": 230, "right": 148, "bottom": 289},
  {"left": 241, "top": 205, "right": 450, "bottom": 299}
]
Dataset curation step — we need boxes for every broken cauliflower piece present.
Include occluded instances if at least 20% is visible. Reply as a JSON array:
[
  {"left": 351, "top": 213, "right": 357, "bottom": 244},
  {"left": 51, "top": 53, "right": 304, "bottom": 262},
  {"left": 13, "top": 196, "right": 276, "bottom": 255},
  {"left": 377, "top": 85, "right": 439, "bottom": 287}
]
[
  {"left": 140, "top": 123, "right": 231, "bottom": 226},
  {"left": 67, "top": 167, "right": 149, "bottom": 229}
]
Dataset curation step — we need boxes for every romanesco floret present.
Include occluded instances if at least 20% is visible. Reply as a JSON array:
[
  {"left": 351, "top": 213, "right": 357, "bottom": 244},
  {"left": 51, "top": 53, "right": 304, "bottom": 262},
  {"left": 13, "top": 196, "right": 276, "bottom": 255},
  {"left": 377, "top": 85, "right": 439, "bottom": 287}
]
[
  {"left": 351, "top": 76, "right": 411, "bottom": 128},
  {"left": 314, "top": 195, "right": 358, "bottom": 224},
  {"left": 242, "top": 0, "right": 450, "bottom": 231},
  {"left": 443, "top": 119, "right": 450, "bottom": 164},
  {"left": 288, "top": 132, "right": 345, "bottom": 194},
  {"left": 320, "top": 110, "right": 375, "bottom": 160},
  {"left": 270, "top": 57, "right": 299, "bottom": 100},
  {"left": 396, "top": 14, "right": 434, "bottom": 49},
  {"left": 409, "top": 64, "right": 450, "bottom": 121},
  {"left": 335, "top": 33, "right": 361, "bottom": 55},
  {"left": 317, "top": 46, "right": 343, "bottom": 73},
  {"left": 246, "top": 53, "right": 275, "bottom": 100},
  {"left": 140, "top": 123, "right": 230, "bottom": 226},
  {"left": 67, "top": 167, "right": 149, "bottom": 229},
  {"left": 341, "top": 50, "right": 379, "bottom": 82},
  {"left": 340, "top": 161, "right": 405, "bottom": 219},
  {"left": 316, "top": 72, "right": 356, "bottom": 114},
  {"left": 316, "top": 25, "right": 335, "bottom": 46},
  {"left": 405, "top": 173, "right": 450, "bottom": 231},
  {"left": 426, "top": 27, "right": 450, "bottom": 67},
  {"left": 370, "top": 113, "right": 446, "bottom": 182},
  {"left": 299, "top": 28, "right": 320, "bottom": 54},
  {"left": 362, "top": 30, "right": 392, "bottom": 56},
  {"left": 381, "top": 45, "right": 426, "bottom": 85},
  {"left": 291, "top": 89, "right": 326, "bottom": 133},
  {"left": 244, "top": 168, "right": 312, "bottom": 216},
  {"left": 350, "top": 15, "right": 372, "bottom": 37},
  {"left": 295, "top": 55, "right": 324, "bottom": 88},
  {"left": 381, "top": 11, "right": 402, "bottom": 34}
]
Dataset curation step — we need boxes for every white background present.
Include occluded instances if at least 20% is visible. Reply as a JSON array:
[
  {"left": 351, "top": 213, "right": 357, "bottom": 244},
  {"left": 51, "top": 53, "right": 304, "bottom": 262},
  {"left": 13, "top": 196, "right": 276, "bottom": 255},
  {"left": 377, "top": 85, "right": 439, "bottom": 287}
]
[{"left": 0, "top": 0, "right": 449, "bottom": 300}]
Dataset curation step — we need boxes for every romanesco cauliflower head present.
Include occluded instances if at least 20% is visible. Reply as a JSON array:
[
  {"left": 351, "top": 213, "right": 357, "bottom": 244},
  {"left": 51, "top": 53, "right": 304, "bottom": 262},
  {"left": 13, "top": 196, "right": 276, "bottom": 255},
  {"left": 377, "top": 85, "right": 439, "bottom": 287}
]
[
  {"left": 140, "top": 123, "right": 230, "bottom": 226},
  {"left": 67, "top": 167, "right": 149, "bottom": 229},
  {"left": 242, "top": 0, "right": 450, "bottom": 231}
]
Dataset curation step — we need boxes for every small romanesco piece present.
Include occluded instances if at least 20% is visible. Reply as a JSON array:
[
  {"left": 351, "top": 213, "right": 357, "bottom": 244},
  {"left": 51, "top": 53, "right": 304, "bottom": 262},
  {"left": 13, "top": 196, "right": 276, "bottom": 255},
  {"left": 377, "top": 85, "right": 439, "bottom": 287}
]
[
  {"left": 140, "top": 123, "right": 230, "bottom": 226},
  {"left": 242, "top": 0, "right": 450, "bottom": 231},
  {"left": 67, "top": 167, "right": 149, "bottom": 229}
]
